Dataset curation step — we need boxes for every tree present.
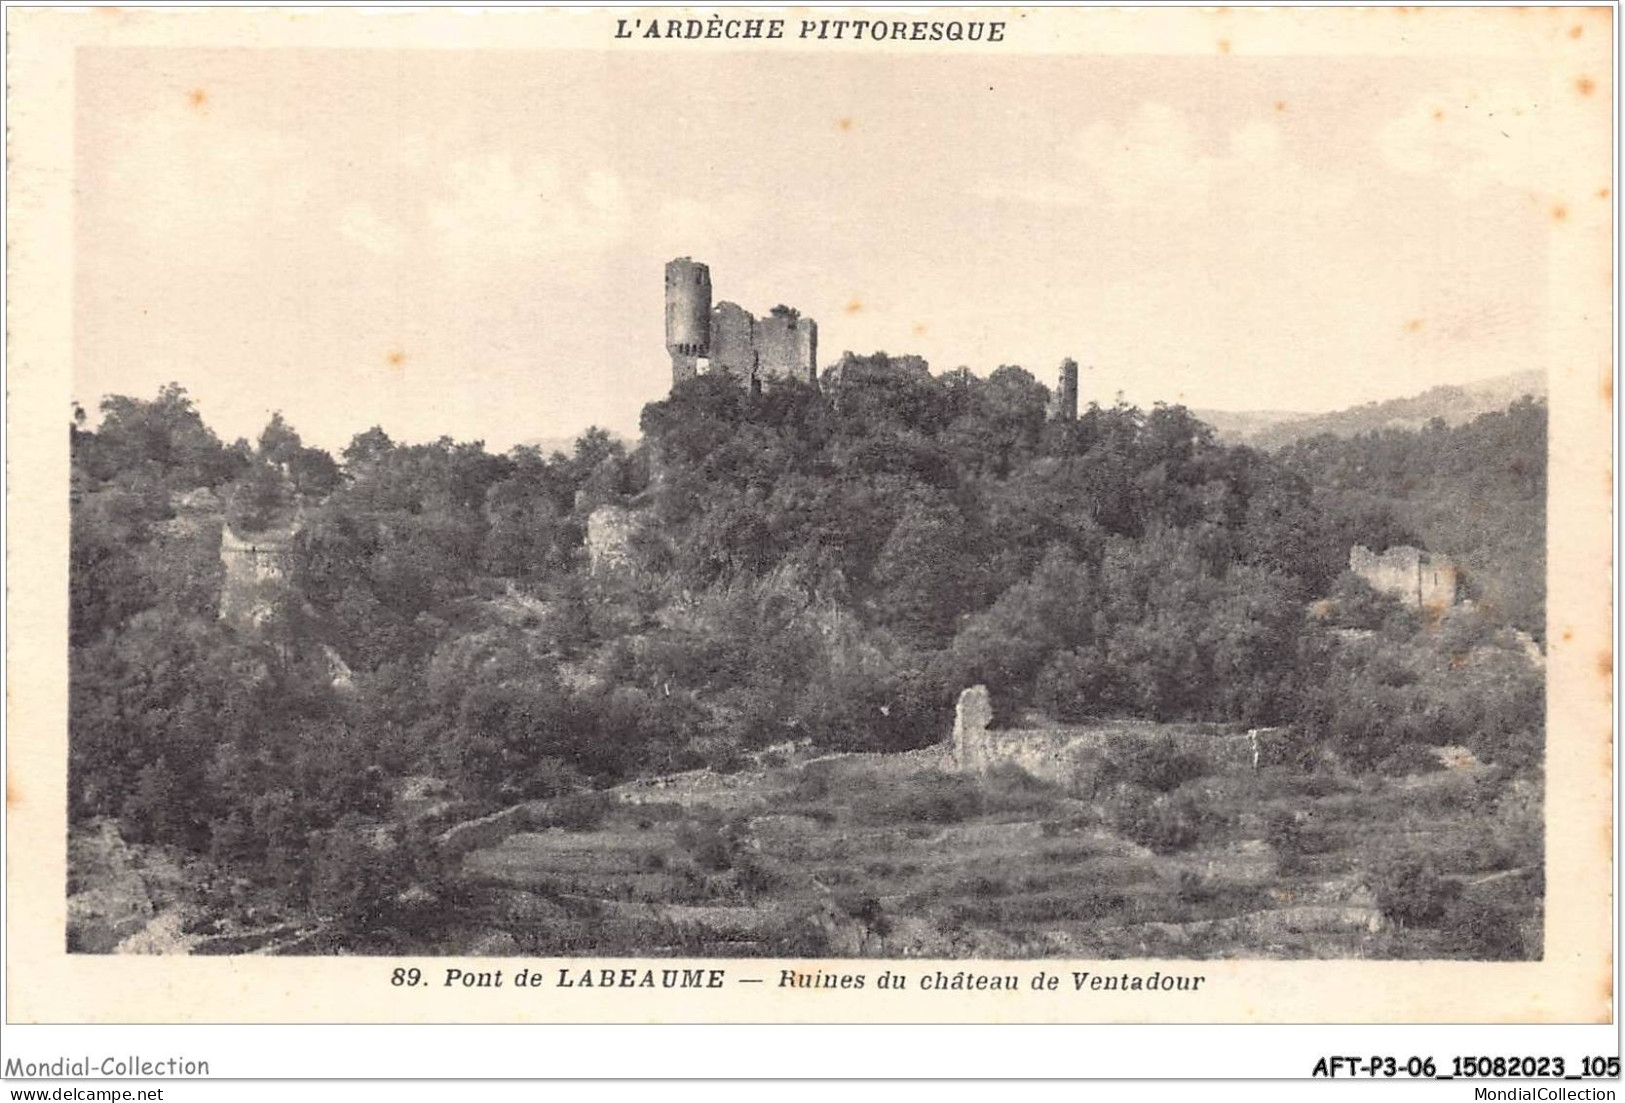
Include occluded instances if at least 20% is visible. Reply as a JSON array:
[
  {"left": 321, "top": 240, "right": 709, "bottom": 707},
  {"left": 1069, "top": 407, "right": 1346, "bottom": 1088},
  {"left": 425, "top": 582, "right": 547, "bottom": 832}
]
[
  {"left": 949, "top": 546, "right": 1094, "bottom": 717},
  {"left": 342, "top": 426, "right": 395, "bottom": 469},
  {"left": 254, "top": 412, "right": 341, "bottom": 498},
  {"left": 941, "top": 365, "right": 1048, "bottom": 479},
  {"left": 257, "top": 411, "right": 304, "bottom": 468},
  {"left": 80, "top": 383, "right": 240, "bottom": 490},
  {"left": 309, "top": 816, "right": 411, "bottom": 941},
  {"left": 226, "top": 460, "right": 295, "bottom": 534},
  {"left": 873, "top": 495, "right": 979, "bottom": 643},
  {"left": 122, "top": 757, "right": 183, "bottom": 844}
]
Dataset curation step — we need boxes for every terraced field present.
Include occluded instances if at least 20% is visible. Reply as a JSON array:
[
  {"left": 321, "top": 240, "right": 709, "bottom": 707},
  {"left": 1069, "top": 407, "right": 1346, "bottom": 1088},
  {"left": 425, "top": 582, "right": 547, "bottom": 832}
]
[{"left": 446, "top": 741, "right": 1542, "bottom": 960}]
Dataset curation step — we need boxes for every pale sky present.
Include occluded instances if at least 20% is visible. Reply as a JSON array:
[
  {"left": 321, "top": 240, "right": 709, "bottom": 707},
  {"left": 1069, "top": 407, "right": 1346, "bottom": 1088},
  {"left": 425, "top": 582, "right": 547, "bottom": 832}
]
[{"left": 75, "top": 46, "right": 1565, "bottom": 452}]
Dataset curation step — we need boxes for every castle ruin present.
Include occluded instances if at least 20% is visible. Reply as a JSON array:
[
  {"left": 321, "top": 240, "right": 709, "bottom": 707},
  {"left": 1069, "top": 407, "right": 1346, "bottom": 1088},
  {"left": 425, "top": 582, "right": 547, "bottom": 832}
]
[
  {"left": 218, "top": 520, "right": 299, "bottom": 631},
  {"left": 949, "top": 685, "right": 1256, "bottom": 782},
  {"left": 666, "top": 257, "right": 1094, "bottom": 420},
  {"left": 1048, "top": 358, "right": 1079, "bottom": 421},
  {"left": 585, "top": 504, "right": 639, "bottom": 574},
  {"left": 1348, "top": 544, "right": 1459, "bottom": 612},
  {"left": 665, "top": 257, "right": 818, "bottom": 391}
]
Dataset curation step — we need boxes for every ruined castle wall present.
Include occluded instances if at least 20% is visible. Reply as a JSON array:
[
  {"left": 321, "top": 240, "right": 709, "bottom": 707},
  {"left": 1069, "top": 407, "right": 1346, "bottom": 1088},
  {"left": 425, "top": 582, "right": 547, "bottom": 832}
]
[
  {"left": 438, "top": 803, "right": 539, "bottom": 859},
  {"left": 797, "top": 318, "right": 818, "bottom": 383},
  {"left": 1349, "top": 544, "right": 1459, "bottom": 611},
  {"left": 951, "top": 685, "right": 996, "bottom": 770},
  {"left": 825, "top": 351, "right": 929, "bottom": 391},
  {"left": 219, "top": 523, "right": 296, "bottom": 630},
  {"left": 949, "top": 686, "right": 1253, "bottom": 784},
  {"left": 708, "top": 301, "right": 758, "bottom": 385},
  {"left": 585, "top": 505, "right": 638, "bottom": 573},
  {"left": 664, "top": 258, "right": 819, "bottom": 390},
  {"left": 670, "top": 352, "right": 700, "bottom": 385},
  {"left": 1419, "top": 561, "right": 1460, "bottom": 610}
]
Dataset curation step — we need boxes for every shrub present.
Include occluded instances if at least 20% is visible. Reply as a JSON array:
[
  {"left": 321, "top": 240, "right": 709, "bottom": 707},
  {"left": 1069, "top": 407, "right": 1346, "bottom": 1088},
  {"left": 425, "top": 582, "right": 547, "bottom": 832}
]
[
  {"left": 840, "top": 894, "right": 894, "bottom": 938},
  {"left": 307, "top": 819, "right": 411, "bottom": 941},
  {"left": 525, "top": 757, "right": 589, "bottom": 800},
  {"left": 1175, "top": 869, "right": 1214, "bottom": 904},
  {"left": 545, "top": 792, "right": 611, "bottom": 832},
  {"left": 1263, "top": 806, "right": 1330, "bottom": 856},
  {"left": 629, "top": 801, "right": 685, "bottom": 825},
  {"left": 1263, "top": 806, "right": 1326, "bottom": 873},
  {"left": 981, "top": 762, "right": 1062, "bottom": 815},
  {"left": 733, "top": 852, "right": 777, "bottom": 895},
  {"left": 676, "top": 820, "right": 734, "bottom": 872},
  {"left": 849, "top": 770, "right": 983, "bottom": 826},
  {"left": 1034, "top": 648, "right": 1110, "bottom": 722},
  {"left": 711, "top": 747, "right": 749, "bottom": 776},
  {"left": 761, "top": 913, "right": 834, "bottom": 957},
  {"left": 1444, "top": 896, "right": 1532, "bottom": 960},
  {"left": 950, "top": 888, "right": 1126, "bottom": 926},
  {"left": 1383, "top": 742, "right": 1446, "bottom": 776},
  {"left": 1371, "top": 855, "right": 1461, "bottom": 926},
  {"left": 1326, "top": 571, "right": 1413, "bottom": 631},
  {"left": 1103, "top": 736, "right": 1209, "bottom": 793},
  {"left": 1107, "top": 787, "right": 1207, "bottom": 854},
  {"left": 791, "top": 763, "right": 834, "bottom": 802},
  {"left": 965, "top": 874, "right": 1010, "bottom": 897},
  {"left": 1297, "top": 771, "right": 1351, "bottom": 798},
  {"left": 1262, "top": 807, "right": 1299, "bottom": 852}
]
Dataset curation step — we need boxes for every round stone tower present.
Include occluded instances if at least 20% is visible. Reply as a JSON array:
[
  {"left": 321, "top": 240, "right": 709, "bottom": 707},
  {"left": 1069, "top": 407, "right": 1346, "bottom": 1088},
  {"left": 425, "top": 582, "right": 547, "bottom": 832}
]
[{"left": 665, "top": 257, "right": 712, "bottom": 385}]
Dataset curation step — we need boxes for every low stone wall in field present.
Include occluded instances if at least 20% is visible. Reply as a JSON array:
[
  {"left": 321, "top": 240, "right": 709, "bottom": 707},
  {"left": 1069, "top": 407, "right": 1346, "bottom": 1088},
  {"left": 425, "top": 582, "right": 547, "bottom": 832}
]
[
  {"left": 949, "top": 686, "right": 1263, "bottom": 785},
  {"left": 437, "top": 803, "right": 539, "bottom": 858}
]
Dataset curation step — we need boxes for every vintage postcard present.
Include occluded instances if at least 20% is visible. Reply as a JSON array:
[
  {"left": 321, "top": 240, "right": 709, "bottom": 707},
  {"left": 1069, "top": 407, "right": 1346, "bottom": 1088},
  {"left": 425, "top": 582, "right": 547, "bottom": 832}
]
[{"left": 5, "top": 6, "right": 1613, "bottom": 1026}]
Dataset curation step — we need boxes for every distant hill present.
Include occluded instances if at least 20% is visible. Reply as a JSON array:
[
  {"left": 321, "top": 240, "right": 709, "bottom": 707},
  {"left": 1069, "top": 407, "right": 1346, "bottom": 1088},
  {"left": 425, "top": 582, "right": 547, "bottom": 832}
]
[
  {"left": 1196, "top": 371, "right": 1547, "bottom": 451},
  {"left": 1192, "top": 408, "right": 1310, "bottom": 445},
  {"left": 1276, "top": 395, "right": 1547, "bottom": 639}
]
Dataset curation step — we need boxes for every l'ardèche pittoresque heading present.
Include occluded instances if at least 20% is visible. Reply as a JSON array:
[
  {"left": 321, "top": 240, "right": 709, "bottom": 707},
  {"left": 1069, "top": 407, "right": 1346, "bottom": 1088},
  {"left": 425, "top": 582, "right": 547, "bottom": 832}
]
[{"left": 614, "top": 16, "right": 1008, "bottom": 43}]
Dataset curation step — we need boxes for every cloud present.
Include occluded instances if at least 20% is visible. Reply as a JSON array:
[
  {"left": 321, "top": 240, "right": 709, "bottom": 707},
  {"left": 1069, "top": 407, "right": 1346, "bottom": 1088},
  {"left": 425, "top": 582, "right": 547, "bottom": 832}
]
[
  {"left": 426, "top": 154, "right": 632, "bottom": 268},
  {"left": 94, "top": 104, "right": 316, "bottom": 256},
  {"left": 973, "top": 103, "right": 1352, "bottom": 223}
]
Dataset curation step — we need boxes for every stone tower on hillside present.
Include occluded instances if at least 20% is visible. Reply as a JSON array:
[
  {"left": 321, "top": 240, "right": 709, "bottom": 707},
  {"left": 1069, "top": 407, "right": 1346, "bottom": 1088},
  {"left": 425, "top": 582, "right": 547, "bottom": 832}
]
[
  {"left": 664, "top": 257, "right": 818, "bottom": 391},
  {"left": 219, "top": 515, "right": 300, "bottom": 632},
  {"left": 665, "top": 257, "right": 713, "bottom": 385}
]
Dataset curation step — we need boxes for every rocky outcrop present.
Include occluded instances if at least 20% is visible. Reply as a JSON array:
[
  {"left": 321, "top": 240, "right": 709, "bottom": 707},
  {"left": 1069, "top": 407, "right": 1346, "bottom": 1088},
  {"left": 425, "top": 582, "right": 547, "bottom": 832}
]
[
  {"left": 320, "top": 644, "right": 355, "bottom": 692},
  {"left": 585, "top": 505, "right": 638, "bottom": 574},
  {"left": 1349, "top": 544, "right": 1458, "bottom": 612}
]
